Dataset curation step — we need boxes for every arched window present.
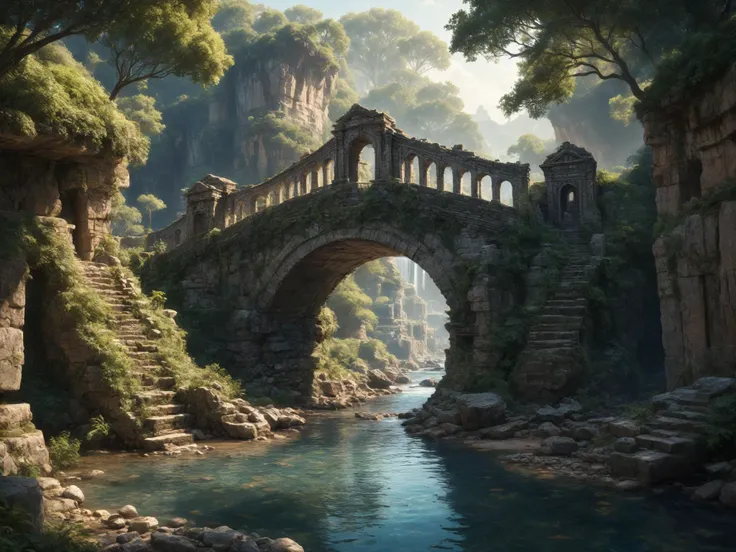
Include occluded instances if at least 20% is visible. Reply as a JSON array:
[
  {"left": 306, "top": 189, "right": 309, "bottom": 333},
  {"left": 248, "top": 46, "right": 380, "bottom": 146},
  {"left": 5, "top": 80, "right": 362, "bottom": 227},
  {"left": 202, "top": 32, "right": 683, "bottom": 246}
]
[
  {"left": 426, "top": 162, "right": 437, "bottom": 189},
  {"left": 500, "top": 181, "right": 513, "bottom": 206},
  {"left": 560, "top": 184, "right": 578, "bottom": 221},
  {"left": 461, "top": 171, "right": 471, "bottom": 196},
  {"left": 349, "top": 139, "right": 376, "bottom": 182},
  {"left": 255, "top": 196, "right": 267, "bottom": 212},
  {"left": 479, "top": 176, "right": 492, "bottom": 200}
]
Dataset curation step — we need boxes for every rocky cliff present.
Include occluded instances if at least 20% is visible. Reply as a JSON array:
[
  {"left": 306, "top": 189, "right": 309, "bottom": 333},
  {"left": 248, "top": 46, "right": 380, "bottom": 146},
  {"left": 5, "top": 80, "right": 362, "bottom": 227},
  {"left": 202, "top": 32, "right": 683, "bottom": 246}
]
[
  {"left": 136, "top": 48, "right": 337, "bottom": 220},
  {"left": 645, "top": 64, "right": 736, "bottom": 389}
]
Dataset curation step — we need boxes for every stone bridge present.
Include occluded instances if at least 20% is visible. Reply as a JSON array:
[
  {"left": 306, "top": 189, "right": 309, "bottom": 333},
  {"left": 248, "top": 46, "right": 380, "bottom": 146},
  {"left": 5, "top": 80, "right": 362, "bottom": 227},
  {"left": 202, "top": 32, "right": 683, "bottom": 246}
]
[
  {"left": 143, "top": 105, "right": 603, "bottom": 400},
  {"left": 148, "top": 104, "right": 529, "bottom": 249}
]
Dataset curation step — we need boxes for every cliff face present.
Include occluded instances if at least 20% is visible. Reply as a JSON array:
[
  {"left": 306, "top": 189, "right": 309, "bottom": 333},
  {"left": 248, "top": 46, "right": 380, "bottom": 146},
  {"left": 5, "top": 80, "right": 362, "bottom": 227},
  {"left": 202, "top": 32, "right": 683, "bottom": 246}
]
[
  {"left": 645, "top": 65, "right": 736, "bottom": 388},
  {"left": 138, "top": 56, "right": 337, "bottom": 219}
]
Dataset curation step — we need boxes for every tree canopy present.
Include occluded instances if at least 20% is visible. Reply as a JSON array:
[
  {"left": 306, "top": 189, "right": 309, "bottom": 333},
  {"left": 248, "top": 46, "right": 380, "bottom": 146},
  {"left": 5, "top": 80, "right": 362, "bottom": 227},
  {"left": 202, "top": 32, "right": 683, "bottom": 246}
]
[
  {"left": 398, "top": 31, "right": 451, "bottom": 75},
  {"left": 100, "top": 0, "right": 232, "bottom": 99},
  {"left": 447, "top": 0, "right": 735, "bottom": 117},
  {"left": 284, "top": 5, "right": 324, "bottom": 25},
  {"left": 507, "top": 134, "right": 556, "bottom": 167}
]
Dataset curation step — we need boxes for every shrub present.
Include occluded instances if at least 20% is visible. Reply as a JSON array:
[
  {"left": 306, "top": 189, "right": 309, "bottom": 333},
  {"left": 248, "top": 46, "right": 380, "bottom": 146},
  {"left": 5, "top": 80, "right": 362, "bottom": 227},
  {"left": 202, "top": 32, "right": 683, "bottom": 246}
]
[
  {"left": 705, "top": 392, "right": 736, "bottom": 458},
  {"left": 623, "top": 403, "right": 654, "bottom": 423},
  {"left": 150, "top": 290, "right": 167, "bottom": 310},
  {"left": 152, "top": 240, "right": 167, "bottom": 255},
  {"left": 48, "top": 432, "right": 81, "bottom": 470},
  {"left": 86, "top": 415, "right": 111, "bottom": 442}
]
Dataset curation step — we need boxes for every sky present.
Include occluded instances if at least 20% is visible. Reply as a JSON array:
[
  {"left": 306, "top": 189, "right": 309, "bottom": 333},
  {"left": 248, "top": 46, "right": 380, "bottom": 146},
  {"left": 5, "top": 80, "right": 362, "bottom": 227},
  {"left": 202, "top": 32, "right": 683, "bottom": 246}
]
[{"left": 262, "top": 0, "right": 520, "bottom": 122}]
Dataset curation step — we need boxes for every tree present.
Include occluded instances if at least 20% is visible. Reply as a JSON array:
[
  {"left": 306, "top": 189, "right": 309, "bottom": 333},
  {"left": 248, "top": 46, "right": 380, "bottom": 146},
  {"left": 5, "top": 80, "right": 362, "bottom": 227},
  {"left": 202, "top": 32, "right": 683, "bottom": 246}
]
[
  {"left": 211, "top": 0, "right": 254, "bottom": 33},
  {"left": 446, "top": 0, "right": 734, "bottom": 117},
  {"left": 340, "top": 9, "right": 419, "bottom": 89},
  {"left": 111, "top": 192, "right": 145, "bottom": 237},
  {"left": 137, "top": 193, "right": 166, "bottom": 229},
  {"left": 117, "top": 95, "right": 165, "bottom": 136},
  {"left": 397, "top": 31, "right": 451, "bottom": 75},
  {"left": 507, "top": 134, "right": 556, "bottom": 166},
  {"left": 101, "top": 0, "right": 232, "bottom": 99},
  {"left": 0, "top": 0, "right": 134, "bottom": 80},
  {"left": 284, "top": 5, "right": 323, "bottom": 25},
  {"left": 315, "top": 19, "right": 350, "bottom": 59},
  {"left": 252, "top": 9, "right": 288, "bottom": 34}
]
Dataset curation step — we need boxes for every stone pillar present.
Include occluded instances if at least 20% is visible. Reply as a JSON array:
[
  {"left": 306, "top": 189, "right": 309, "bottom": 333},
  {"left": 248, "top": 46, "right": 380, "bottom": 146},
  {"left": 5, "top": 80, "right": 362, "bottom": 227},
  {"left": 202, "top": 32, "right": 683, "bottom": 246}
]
[
  {"left": 300, "top": 173, "right": 308, "bottom": 195},
  {"left": 436, "top": 166, "right": 445, "bottom": 192},
  {"left": 310, "top": 168, "right": 320, "bottom": 191},
  {"left": 491, "top": 179, "right": 501, "bottom": 202},
  {"left": 322, "top": 164, "right": 331, "bottom": 186},
  {"left": 511, "top": 181, "right": 525, "bottom": 207},
  {"left": 0, "top": 255, "right": 27, "bottom": 395},
  {"left": 452, "top": 169, "right": 462, "bottom": 194},
  {"left": 419, "top": 158, "right": 428, "bottom": 187},
  {"left": 470, "top": 170, "right": 480, "bottom": 198},
  {"left": 404, "top": 158, "right": 413, "bottom": 184}
]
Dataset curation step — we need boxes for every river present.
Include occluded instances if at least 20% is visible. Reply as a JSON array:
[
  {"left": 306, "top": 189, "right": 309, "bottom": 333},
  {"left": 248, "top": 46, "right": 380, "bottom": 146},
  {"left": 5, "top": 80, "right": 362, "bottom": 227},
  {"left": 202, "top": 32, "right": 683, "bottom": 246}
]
[{"left": 78, "top": 370, "right": 736, "bottom": 551}]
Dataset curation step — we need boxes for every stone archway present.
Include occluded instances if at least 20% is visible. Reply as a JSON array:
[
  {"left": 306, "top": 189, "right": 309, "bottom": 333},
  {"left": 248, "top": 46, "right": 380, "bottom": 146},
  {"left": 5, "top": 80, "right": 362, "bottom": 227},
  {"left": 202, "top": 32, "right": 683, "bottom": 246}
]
[
  {"left": 560, "top": 183, "right": 579, "bottom": 224},
  {"left": 348, "top": 136, "right": 378, "bottom": 183}
]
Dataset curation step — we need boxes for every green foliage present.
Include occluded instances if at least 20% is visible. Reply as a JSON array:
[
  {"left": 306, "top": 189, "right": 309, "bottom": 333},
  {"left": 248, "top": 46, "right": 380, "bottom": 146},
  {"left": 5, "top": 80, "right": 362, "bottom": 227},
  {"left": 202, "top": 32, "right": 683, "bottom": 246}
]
[
  {"left": 16, "top": 462, "right": 42, "bottom": 478},
  {"left": 0, "top": 39, "right": 148, "bottom": 163},
  {"left": 318, "top": 306, "right": 339, "bottom": 340},
  {"left": 212, "top": 0, "right": 254, "bottom": 33},
  {"left": 705, "top": 392, "right": 736, "bottom": 457},
  {"left": 100, "top": 0, "right": 233, "bottom": 99},
  {"left": 313, "top": 338, "right": 361, "bottom": 381},
  {"left": 150, "top": 290, "right": 166, "bottom": 310},
  {"left": 152, "top": 240, "right": 168, "bottom": 255},
  {"left": 249, "top": 110, "right": 321, "bottom": 155},
  {"left": 110, "top": 191, "right": 145, "bottom": 238},
  {"left": 507, "top": 134, "right": 556, "bottom": 166},
  {"left": 48, "top": 431, "right": 81, "bottom": 470},
  {"left": 623, "top": 403, "right": 655, "bottom": 423},
  {"left": 639, "top": 16, "right": 736, "bottom": 114},
  {"left": 285, "top": 5, "right": 324, "bottom": 25},
  {"left": 326, "top": 276, "right": 377, "bottom": 336},
  {"left": 117, "top": 95, "right": 165, "bottom": 136},
  {"left": 0, "top": 500, "right": 97, "bottom": 552},
  {"left": 252, "top": 9, "right": 288, "bottom": 34},
  {"left": 137, "top": 193, "right": 167, "bottom": 229},
  {"left": 86, "top": 415, "right": 111, "bottom": 441},
  {"left": 447, "top": 1, "right": 730, "bottom": 117},
  {"left": 397, "top": 31, "right": 451, "bottom": 76}
]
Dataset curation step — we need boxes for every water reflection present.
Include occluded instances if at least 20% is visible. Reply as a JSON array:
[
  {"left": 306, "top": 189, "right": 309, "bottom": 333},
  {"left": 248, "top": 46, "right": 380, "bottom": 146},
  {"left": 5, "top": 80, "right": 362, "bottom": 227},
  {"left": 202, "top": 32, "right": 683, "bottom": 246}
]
[{"left": 80, "top": 374, "right": 736, "bottom": 552}]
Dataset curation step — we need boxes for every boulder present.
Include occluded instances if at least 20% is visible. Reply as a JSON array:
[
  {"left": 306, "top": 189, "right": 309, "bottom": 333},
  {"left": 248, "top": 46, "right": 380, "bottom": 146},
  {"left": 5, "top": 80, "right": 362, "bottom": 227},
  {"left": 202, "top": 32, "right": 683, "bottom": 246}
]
[
  {"left": 536, "top": 422, "right": 560, "bottom": 438},
  {"left": 128, "top": 516, "right": 159, "bottom": 533},
  {"left": 320, "top": 380, "right": 343, "bottom": 398},
  {"left": 608, "top": 420, "right": 641, "bottom": 438},
  {"left": 36, "top": 477, "right": 61, "bottom": 491},
  {"left": 535, "top": 398, "right": 582, "bottom": 423},
  {"left": 614, "top": 438, "right": 638, "bottom": 454},
  {"left": 119, "top": 504, "right": 139, "bottom": 519},
  {"left": 120, "top": 538, "right": 148, "bottom": 552},
  {"left": 367, "top": 369, "right": 392, "bottom": 389},
  {"left": 693, "top": 480, "right": 724, "bottom": 501},
  {"left": 480, "top": 420, "right": 528, "bottom": 440},
  {"left": 44, "top": 497, "right": 77, "bottom": 514},
  {"left": 221, "top": 418, "right": 258, "bottom": 440},
  {"left": 61, "top": 485, "right": 85, "bottom": 503},
  {"left": 692, "top": 377, "right": 736, "bottom": 398},
  {"left": 419, "top": 378, "right": 438, "bottom": 388},
  {"left": 719, "top": 482, "right": 736, "bottom": 507},
  {"left": 201, "top": 526, "right": 239, "bottom": 548},
  {"left": 540, "top": 436, "right": 578, "bottom": 456},
  {"left": 166, "top": 517, "right": 188, "bottom": 528},
  {"left": 572, "top": 425, "right": 598, "bottom": 441},
  {"left": 150, "top": 532, "right": 197, "bottom": 552},
  {"left": 117, "top": 532, "right": 141, "bottom": 544},
  {"left": 230, "top": 539, "right": 261, "bottom": 552},
  {"left": 106, "top": 515, "right": 127, "bottom": 530},
  {"left": 0, "top": 476, "right": 43, "bottom": 531},
  {"left": 0, "top": 403, "right": 32, "bottom": 430},
  {"left": 456, "top": 393, "right": 506, "bottom": 430},
  {"left": 395, "top": 375, "right": 411, "bottom": 384},
  {"left": 267, "top": 537, "right": 304, "bottom": 552}
]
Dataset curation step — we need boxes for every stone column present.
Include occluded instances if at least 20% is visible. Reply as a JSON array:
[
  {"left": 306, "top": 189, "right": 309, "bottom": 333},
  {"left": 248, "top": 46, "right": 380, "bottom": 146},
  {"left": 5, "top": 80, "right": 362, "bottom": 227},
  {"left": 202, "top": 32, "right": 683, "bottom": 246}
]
[
  {"left": 322, "top": 164, "right": 331, "bottom": 186},
  {"left": 511, "top": 181, "right": 524, "bottom": 207},
  {"left": 470, "top": 170, "right": 480, "bottom": 198},
  {"left": 452, "top": 169, "right": 462, "bottom": 194},
  {"left": 436, "top": 166, "right": 445, "bottom": 192},
  {"left": 419, "top": 158, "right": 428, "bottom": 187},
  {"left": 492, "top": 179, "right": 501, "bottom": 202},
  {"left": 310, "top": 168, "right": 320, "bottom": 191},
  {"left": 300, "top": 173, "right": 308, "bottom": 195},
  {"left": 404, "top": 159, "right": 413, "bottom": 184}
]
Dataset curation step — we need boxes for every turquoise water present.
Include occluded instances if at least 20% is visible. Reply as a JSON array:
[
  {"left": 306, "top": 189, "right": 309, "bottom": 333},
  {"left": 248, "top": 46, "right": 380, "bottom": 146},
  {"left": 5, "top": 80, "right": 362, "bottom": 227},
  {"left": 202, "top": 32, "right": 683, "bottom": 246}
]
[{"left": 80, "top": 371, "right": 735, "bottom": 552}]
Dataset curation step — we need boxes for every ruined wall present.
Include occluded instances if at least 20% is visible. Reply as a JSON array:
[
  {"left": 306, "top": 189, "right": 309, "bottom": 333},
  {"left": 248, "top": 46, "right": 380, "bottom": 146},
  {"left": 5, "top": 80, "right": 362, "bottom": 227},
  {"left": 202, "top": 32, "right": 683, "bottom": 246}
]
[{"left": 645, "top": 64, "right": 736, "bottom": 388}]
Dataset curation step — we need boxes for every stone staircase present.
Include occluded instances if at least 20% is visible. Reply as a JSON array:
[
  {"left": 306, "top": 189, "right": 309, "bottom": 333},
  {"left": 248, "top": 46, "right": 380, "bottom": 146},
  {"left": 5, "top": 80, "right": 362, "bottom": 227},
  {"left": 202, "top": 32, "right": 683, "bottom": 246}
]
[
  {"left": 80, "top": 262, "right": 196, "bottom": 451},
  {"left": 511, "top": 229, "right": 593, "bottom": 398},
  {"left": 608, "top": 378, "right": 735, "bottom": 484}
]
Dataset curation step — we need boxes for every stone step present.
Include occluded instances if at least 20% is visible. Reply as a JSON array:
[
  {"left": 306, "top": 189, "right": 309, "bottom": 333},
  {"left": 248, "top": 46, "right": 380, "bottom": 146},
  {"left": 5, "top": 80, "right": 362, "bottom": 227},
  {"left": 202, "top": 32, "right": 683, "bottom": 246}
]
[
  {"left": 649, "top": 428, "right": 702, "bottom": 441},
  {"left": 136, "top": 390, "right": 176, "bottom": 406},
  {"left": 635, "top": 434, "right": 697, "bottom": 454},
  {"left": 128, "top": 351, "right": 158, "bottom": 360},
  {"left": 527, "top": 330, "right": 579, "bottom": 340},
  {"left": 647, "top": 416, "right": 707, "bottom": 434},
  {"left": 540, "top": 306, "right": 586, "bottom": 316},
  {"left": 536, "top": 314, "right": 584, "bottom": 325},
  {"left": 525, "top": 339, "right": 578, "bottom": 349},
  {"left": 608, "top": 449, "right": 695, "bottom": 484},
  {"left": 143, "top": 413, "right": 192, "bottom": 435},
  {"left": 664, "top": 407, "right": 708, "bottom": 421},
  {"left": 545, "top": 298, "right": 587, "bottom": 307},
  {"left": 149, "top": 403, "right": 188, "bottom": 416},
  {"left": 142, "top": 375, "right": 175, "bottom": 389},
  {"left": 142, "top": 432, "right": 194, "bottom": 451}
]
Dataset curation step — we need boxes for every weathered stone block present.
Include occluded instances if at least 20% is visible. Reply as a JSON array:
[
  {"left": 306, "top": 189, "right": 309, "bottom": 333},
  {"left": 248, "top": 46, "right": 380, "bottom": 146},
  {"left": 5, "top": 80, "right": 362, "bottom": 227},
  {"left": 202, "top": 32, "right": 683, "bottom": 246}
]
[{"left": 0, "top": 327, "right": 24, "bottom": 391}]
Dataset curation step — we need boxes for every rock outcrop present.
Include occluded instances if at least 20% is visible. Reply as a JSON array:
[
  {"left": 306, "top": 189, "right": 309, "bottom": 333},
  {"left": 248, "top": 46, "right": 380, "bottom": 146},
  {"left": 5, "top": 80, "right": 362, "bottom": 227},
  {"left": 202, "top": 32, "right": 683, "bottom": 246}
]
[{"left": 644, "top": 63, "right": 736, "bottom": 388}]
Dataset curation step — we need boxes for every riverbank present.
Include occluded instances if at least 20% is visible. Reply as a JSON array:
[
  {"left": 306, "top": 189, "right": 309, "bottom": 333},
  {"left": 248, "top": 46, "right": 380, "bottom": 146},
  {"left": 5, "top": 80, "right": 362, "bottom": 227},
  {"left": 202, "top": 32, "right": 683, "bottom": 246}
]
[{"left": 48, "top": 377, "right": 736, "bottom": 552}]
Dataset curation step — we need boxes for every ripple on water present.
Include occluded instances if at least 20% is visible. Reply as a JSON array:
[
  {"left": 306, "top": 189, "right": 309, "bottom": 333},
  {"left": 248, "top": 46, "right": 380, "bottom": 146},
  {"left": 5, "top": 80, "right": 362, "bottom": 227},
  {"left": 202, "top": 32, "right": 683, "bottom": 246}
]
[{"left": 78, "top": 373, "right": 736, "bottom": 552}]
